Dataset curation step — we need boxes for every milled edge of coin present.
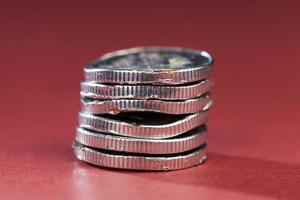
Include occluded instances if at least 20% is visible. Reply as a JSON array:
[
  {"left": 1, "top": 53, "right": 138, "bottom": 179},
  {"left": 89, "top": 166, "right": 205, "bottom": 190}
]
[
  {"left": 80, "top": 79, "right": 212, "bottom": 100},
  {"left": 75, "top": 126, "right": 206, "bottom": 154},
  {"left": 84, "top": 47, "right": 214, "bottom": 85},
  {"left": 81, "top": 93, "right": 213, "bottom": 114},
  {"left": 72, "top": 141, "right": 207, "bottom": 171},
  {"left": 78, "top": 111, "right": 208, "bottom": 139}
]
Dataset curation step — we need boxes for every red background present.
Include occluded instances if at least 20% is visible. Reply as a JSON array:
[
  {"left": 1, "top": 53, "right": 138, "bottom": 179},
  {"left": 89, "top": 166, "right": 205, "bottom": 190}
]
[{"left": 1, "top": 0, "right": 300, "bottom": 199}]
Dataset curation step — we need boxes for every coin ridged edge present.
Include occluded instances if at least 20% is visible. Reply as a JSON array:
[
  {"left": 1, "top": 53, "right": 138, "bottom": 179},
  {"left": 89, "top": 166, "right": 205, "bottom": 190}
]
[
  {"left": 81, "top": 93, "right": 212, "bottom": 114},
  {"left": 84, "top": 66, "right": 212, "bottom": 85},
  {"left": 84, "top": 47, "right": 213, "bottom": 85},
  {"left": 73, "top": 142, "right": 207, "bottom": 171},
  {"left": 76, "top": 127, "right": 206, "bottom": 154},
  {"left": 78, "top": 111, "right": 208, "bottom": 139},
  {"left": 80, "top": 79, "right": 212, "bottom": 100}
]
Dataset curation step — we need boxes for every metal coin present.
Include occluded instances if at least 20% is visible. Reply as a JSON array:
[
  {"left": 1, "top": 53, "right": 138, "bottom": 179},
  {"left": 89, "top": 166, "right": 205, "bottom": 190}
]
[
  {"left": 76, "top": 126, "right": 206, "bottom": 154},
  {"left": 81, "top": 93, "right": 212, "bottom": 115},
  {"left": 84, "top": 47, "right": 213, "bottom": 85},
  {"left": 80, "top": 79, "right": 211, "bottom": 100},
  {"left": 73, "top": 141, "right": 207, "bottom": 171},
  {"left": 78, "top": 111, "right": 208, "bottom": 139}
]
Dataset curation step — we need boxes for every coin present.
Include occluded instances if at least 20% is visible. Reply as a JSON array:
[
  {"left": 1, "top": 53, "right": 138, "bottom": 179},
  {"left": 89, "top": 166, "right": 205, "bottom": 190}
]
[
  {"left": 73, "top": 141, "right": 207, "bottom": 171},
  {"left": 74, "top": 46, "right": 214, "bottom": 171},
  {"left": 76, "top": 126, "right": 206, "bottom": 154},
  {"left": 78, "top": 111, "right": 208, "bottom": 139},
  {"left": 80, "top": 79, "right": 211, "bottom": 100},
  {"left": 81, "top": 93, "right": 212, "bottom": 115},
  {"left": 84, "top": 47, "right": 213, "bottom": 85}
]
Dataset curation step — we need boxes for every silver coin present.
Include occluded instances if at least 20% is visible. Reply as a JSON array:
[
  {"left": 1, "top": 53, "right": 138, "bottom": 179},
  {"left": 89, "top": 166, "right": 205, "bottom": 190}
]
[
  {"left": 78, "top": 111, "right": 208, "bottom": 139},
  {"left": 73, "top": 141, "right": 207, "bottom": 171},
  {"left": 81, "top": 79, "right": 211, "bottom": 100},
  {"left": 81, "top": 93, "right": 212, "bottom": 115},
  {"left": 76, "top": 126, "right": 206, "bottom": 154},
  {"left": 84, "top": 47, "right": 213, "bottom": 85}
]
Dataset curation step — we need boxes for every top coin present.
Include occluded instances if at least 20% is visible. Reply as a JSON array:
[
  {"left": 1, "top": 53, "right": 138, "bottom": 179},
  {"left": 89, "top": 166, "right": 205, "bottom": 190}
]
[{"left": 84, "top": 47, "right": 214, "bottom": 85}]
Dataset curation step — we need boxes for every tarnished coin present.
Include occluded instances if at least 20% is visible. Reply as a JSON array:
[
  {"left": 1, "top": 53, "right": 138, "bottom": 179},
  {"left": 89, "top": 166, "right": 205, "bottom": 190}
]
[
  {"left": 73, "top": 141, "right": 207, "bottom": 171},
  {"left": 81, "top": 93, "right": 212, "bottom": 115},
  {"left": 84, "top": 47, "right": 213, "bottom": 85},
  {"left": 81, "top": 79, "right": 211, "bottom": 100},
  {"left": 78, "top": 111, "right": 208, "bottom": 139},
  {"left": 76, "top": 126, "right": 206, "bottom": 154}
]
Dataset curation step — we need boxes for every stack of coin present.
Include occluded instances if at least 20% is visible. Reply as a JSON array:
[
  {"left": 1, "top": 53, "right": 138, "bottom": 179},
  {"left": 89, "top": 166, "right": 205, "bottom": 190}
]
[{"left": 73, "top": 47, "right": 214, "bottom": 171}]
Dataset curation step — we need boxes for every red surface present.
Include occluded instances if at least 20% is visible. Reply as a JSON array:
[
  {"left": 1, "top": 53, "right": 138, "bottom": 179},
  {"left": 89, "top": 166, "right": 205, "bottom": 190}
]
[{"left": 1, "top": 0, "right": 300, "bottom": 199}]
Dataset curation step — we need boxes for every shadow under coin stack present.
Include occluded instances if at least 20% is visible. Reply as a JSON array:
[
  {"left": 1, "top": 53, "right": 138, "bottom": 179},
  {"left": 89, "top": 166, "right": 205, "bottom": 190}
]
[{"left": 73, "top": 47, "right": 214, "bottom": 171}]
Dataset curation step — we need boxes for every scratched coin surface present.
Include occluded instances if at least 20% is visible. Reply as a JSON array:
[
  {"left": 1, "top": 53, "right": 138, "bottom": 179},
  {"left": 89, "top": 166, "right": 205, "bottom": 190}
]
[{"left": 84, "top": 47, "right": 213, "bottom": 85}]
